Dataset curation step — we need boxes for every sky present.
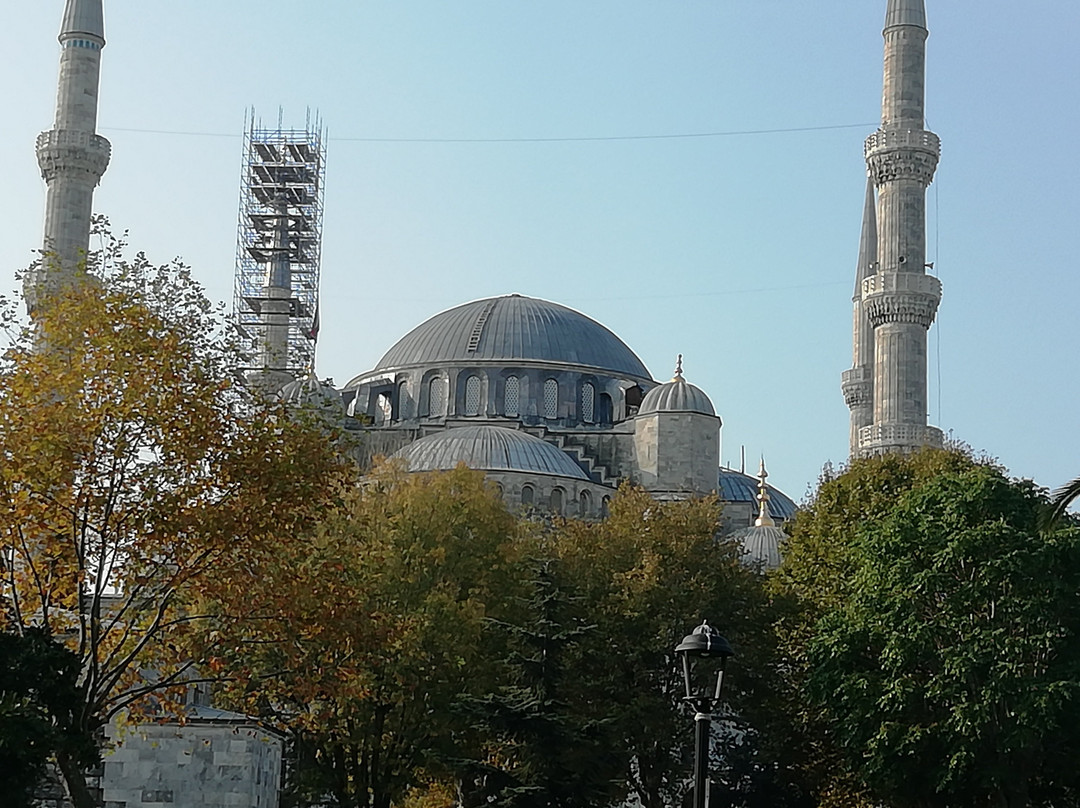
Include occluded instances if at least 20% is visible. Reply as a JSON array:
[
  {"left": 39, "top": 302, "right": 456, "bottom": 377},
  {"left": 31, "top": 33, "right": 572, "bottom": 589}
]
[{"left": 2, "top": 1, "right": 1077, "bottom": 503}]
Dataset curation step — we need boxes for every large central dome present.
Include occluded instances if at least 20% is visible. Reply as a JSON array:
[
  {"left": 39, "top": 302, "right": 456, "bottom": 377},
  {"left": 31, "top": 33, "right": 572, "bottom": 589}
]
[{"left": 371, "top": 295, "right": 651, "bottom": 380}]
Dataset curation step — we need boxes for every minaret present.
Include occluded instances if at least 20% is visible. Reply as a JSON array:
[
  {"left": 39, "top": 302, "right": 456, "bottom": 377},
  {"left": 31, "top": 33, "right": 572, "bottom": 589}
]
[
  {"left": 841, "top": 179, "right": 878, "bottom": 456},
  {"left": 857, "top": 0, "right": 943, "bottom": 455},
  {"left": 27, "top": 0, "right": 111, "bottom": 312}
]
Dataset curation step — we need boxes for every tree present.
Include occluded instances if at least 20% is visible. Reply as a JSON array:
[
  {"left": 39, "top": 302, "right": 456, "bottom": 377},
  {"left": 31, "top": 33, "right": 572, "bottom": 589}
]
[
  {"left": 0, "top": 628, "right": 98, "bottom": 808},
  {"left": 1041, "top": 474, "right": 1080, "bottom": 533},
  {"left": 781, "top": 451, "right": 1080, "bottom": 807},
  {"left": 542, "top": 486, "right": 784, "bottom": 808},
  {"left": 0, "top": 230, "right": 350, "bottom": 807},
  {"left": 207, "top": 463, "right": 521, "bottom": 808}
]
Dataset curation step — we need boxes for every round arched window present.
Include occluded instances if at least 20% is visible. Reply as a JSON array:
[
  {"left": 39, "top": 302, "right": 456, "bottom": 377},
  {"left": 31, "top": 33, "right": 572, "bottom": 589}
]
[
  {"left": 464, "top": 375, "right": 482, "bottom": 416},
  {"left": 504, "top": 375, "right": 520, "bottom": 417},
  {"left": 428, "top": 377, "right": 446, "bottom": 417},
  {"left": 543, "top": 379, "right": 558, "bottom": 419},
  {"left": 521, "top": 485, "right": 534, "bottom": 506},
  {"left": 581, "top": 382, "right": 595, "bottom": 423}
]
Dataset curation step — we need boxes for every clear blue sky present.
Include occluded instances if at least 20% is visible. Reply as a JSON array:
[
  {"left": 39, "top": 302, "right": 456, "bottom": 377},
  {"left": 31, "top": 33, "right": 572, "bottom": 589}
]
[{"left": 2, "top": 1, "right": 1077, "bottom": 502}]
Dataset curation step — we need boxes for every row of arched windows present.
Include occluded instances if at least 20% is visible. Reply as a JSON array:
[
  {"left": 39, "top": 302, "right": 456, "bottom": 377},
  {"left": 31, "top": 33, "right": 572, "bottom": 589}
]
[
  {"left": 373, "top": 374, "right": 616, "bottom": 423},
  {"left": 519, "top": 485, "right": 610, "bottom": 517}
]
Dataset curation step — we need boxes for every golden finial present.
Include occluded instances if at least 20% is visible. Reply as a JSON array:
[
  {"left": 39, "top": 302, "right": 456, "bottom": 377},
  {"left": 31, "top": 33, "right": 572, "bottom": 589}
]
[
  {"left": 754, "top": 457, "right": 775, "bottom": 528},
  {"left": 673, "top": 354, "right": 684, "bottom": 382}
]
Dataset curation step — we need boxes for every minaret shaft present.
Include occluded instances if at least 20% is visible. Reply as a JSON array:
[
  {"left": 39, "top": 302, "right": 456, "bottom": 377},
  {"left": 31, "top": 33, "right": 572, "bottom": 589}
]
[
  {"left": 851, "top": 0, "right": 943, "bottom": 456},
  {"left": 28, "top": 0, "right": 111, "bottom": 312}
]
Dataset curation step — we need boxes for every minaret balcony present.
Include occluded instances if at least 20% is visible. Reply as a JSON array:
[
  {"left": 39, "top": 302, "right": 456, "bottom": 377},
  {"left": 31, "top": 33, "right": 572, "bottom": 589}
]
[
  {"left": 858, "top": 424, "right": 944, "bottom": 455},
  {"left": 841, "top": 366, "right": 873, "bottom": 408},
  {"left": 865, "top": 128, "right": 940, "bottom": 186},
  {"left": 36, "top": 129, "right": 111, "bottom": 183},
  {"left": 862, "top": 272, "right": 941, "bottom": 328}
]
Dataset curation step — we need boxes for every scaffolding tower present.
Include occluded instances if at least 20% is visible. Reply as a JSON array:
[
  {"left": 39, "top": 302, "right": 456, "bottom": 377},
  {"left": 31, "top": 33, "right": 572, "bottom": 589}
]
[{"left": 233, "top": 110, "right": 326, "bottom": 378}]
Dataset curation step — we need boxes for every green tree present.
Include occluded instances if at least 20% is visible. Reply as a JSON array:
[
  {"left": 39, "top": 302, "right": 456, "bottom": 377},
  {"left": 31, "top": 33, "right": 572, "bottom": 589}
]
[
  {"left": 0, "top": 231, "right": 349, "bottom": 807},
  {"left": 782, "top": 452, "right": 1080, "bottom": 807},
  {"left": 455, "top": 557, "right": 623, "bottom": 808},
  {"left": 0, "top": 628, "right": 98, "bottom": 808},
  {"left": 1041, "top": 474, "right": 1080, "bottom": 533},
  {"left": 208, "top": 463, "right": 520, "bottom": 808},
  {"left": 546, "top": 486, "right": 783, "bottom": 808}
]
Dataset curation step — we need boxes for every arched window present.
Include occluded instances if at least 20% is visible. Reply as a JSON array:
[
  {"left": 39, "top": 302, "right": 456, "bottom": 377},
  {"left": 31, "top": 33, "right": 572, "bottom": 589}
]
[
  {"left": 504, "top": 375, "right": 520, "bottom": 417},
  {"left": 625, "top": 385, "right": 644, "bottom": 411},
  {"left": 597, "top": 393, "right": 613, "bottom": 426},
  {"left": 581, "top": 382, "right": 595, "bottom": 423},
  {"left": 601, "top": 496, "right": 611, "bottom": 518},
  {"left": 543, "top": 379, "right": 558, "bottom": 420},
  {"left": 464, "top": 375, "right": 482, "bottom": 416},
  {"left": 428, "top": 377, "right": 446, "bottom": 417},
  {"left": 579, "top": 489, "right": 592, "bottom": 517},
  {"left": 550, "top": 487, "right": 564, "bottom": 515},
  {"left": 375, "top": 392, "right": 392, "bottom": 425},
  {"left": 398, "top": 381, "right": 413, "bottom": 420},
  {"left": 521, "top": 485, "right": 534, "bottom": 507}
]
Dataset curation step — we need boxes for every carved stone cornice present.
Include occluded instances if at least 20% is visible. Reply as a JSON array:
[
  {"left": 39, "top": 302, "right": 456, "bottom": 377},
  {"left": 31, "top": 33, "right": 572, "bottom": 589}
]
[
  {"left": 36, "top": 129, "right": 111, "bottom": 184},
  {"left": 858, "top": 423, "right": 944, "bottom": 455},
  {"left": 841, "top": 366, "right": 873, "bottom": 408},
  {"left": 865, "top": 129, "right": 940, "bottom": 187},
  {"left": 861, "top": 272, "right": 941, "bottom": 328}
]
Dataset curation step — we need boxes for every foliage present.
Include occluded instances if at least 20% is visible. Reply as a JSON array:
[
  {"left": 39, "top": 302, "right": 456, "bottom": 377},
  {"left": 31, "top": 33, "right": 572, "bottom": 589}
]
[
  {"left": 0, "top": 229, "right": 350, "bottom": 807},
  {"left": 208, "top": 463, "right": 521, "bottom": 808},
  {"left": 0, "top": 627, "right": 99, "bottom": 808},
  {"left": 543, "top": 486, "right": 783, "bottom": 808},
  {"left": 775, "top": 449, "right": 1080, "bottom": 808},
  {"left": 1041, "top": 473, "right": 1080, "bottom": 533},
  {"left": 454, "top": 557, "right": 623, "bottom": 808}
]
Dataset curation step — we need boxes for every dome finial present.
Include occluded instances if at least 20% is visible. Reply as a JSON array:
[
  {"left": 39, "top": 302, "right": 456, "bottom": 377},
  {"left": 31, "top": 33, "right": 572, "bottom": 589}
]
[
  {"left": 754, "top": 457, "right": 775, "bottom": 528},
  {"left": 673, "top": 354, "right": 684, "bottom": 382}
]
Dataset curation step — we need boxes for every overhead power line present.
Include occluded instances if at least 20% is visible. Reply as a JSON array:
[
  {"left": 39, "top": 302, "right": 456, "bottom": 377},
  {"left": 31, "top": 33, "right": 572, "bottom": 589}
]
[{"left": 101, "top": 122, "right": 876, "bottom": 143}]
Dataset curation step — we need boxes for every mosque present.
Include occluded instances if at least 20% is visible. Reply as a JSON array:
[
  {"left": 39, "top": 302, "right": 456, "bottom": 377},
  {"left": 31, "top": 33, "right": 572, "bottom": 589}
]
[{"left": 27, "top": 0, "right": 942, "bottom": 804}]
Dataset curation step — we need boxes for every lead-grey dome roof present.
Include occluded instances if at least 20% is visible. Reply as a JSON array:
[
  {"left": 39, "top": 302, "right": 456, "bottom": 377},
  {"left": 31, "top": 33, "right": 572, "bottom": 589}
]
[
  {"left": 372, "top": 295, "right": 651, "bottom": 379},
  {"left": 718, "top": 469, "right": 797, "bottom": 521},
  {"left": 731, "top": 524, "right": 786, "bottom": 571},
  {"left": 392, "top": 425, "right": 590, "bottom": 480},
  {"left": 639, "top": 377, "right": 715, "bottom": 416}
]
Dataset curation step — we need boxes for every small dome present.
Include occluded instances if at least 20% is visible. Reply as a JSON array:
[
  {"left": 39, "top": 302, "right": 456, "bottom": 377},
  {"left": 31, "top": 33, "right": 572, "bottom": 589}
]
[
  {"left": 278, "top": 374, "right": 345, "bottom": 414},
  {"left": 639, "top": 359, "right": 715, "bottom": 416},
  {"left": 367, "top": 295, "right": 651, "bottom": 380},
  {"left": 731, "top": 524, "right": 786, "bottom": 571},
  {"left": 392, "top": 425, "right": 589, "bottom": 480}
]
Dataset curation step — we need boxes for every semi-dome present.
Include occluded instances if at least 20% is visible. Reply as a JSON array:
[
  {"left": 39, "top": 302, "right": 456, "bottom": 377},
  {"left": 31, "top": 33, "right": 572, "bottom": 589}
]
[
  {"left": 639, "top": 360, "right": 715, "bottom": 416},
  {"left": 392, "top": 425, "right": 589, "bottom": 480},
  {"left": 371, "top": 295, "right": 651, "bottom": 379}
]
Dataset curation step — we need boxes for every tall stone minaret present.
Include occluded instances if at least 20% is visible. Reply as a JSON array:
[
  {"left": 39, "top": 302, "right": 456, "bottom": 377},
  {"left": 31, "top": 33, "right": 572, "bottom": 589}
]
[
  {"left": 841, "top": 179, "right": 878, "bottom": 455},
  {"left": 851, "top": 0, "right": 943, "bottom": 456},
  {"left": 26, "top": 0, "right": 111, "bottom": 312}
]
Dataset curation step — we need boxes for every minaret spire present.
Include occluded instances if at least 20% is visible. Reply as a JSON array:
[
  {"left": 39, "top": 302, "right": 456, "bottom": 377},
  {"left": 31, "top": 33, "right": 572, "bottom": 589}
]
[
  {"left": 27, "top": 0, "right": 111, "bottom": 312},
  {"left": 855, "top": 0, "right": 943, "bottom": 456},
  {"left": 841, "top": 179, "right": 878, "bottom": 456}
]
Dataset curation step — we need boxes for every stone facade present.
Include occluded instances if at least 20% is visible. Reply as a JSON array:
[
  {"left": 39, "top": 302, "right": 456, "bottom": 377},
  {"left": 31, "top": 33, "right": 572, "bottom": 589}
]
[{"left": 100, "top": 716, "right": 282, "bottom": 808}]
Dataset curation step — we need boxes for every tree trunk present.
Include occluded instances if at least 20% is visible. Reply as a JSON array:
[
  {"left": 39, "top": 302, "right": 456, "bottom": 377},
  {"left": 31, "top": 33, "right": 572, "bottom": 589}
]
[{"left": 55, "top": 749, "right": 98, "bottom": 808}]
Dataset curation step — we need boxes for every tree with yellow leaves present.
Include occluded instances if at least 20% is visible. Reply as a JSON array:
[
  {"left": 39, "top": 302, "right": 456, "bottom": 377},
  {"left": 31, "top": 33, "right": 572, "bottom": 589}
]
[{"left": 0, "top": 230, "right": 351, "bottom": 807}]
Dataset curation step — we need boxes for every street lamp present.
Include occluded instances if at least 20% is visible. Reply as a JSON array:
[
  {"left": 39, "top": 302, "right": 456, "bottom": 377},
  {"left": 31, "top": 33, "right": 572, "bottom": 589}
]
[{"left": 675, "top": 621, "right": 735, "bottom": 808}]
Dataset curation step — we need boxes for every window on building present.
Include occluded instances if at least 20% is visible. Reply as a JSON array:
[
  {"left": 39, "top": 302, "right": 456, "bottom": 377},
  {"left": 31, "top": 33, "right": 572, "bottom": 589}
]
[
  {"left": 581, "top": 382, "right": 595, "bottom": 423},
  {"left": 543, "top": 379, "right": 558, "bottom": 419},
  {"left": 550, "top": 487, "right": 564, "bottom": 515},
  {"left": 504, "top": 375, "right": 520, "bottom": 417},
  {"left": 464, "top": 375, "right": 482, "bottom": 416},
  {"left": 601, "top": 496, "right": 611, "bottom": 518},
  {"left": 375, "top": 392, "right": 392, "bottom": 425},
  {"left": 579, "top": 489, "right": 592, "bottom": 517},
  {"left": 398, "top": 381, "right": 412, "bottom": 420},
  {"left": 598, "top": 393, "right": 613, "bottom": 426},
  {"left": 521, "top": 485, "right": 534, "bottom": 506},
  {"left": 428, "top": 377, "right": 446, "bottom": 417}
]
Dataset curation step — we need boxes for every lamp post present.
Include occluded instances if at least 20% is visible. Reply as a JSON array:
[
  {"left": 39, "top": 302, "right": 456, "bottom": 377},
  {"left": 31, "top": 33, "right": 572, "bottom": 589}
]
[{"left": 675, "top": 621, "right": 735, "bottom": 808}]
